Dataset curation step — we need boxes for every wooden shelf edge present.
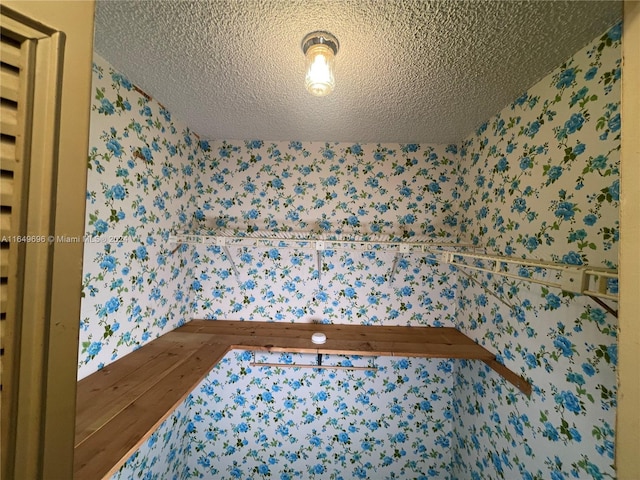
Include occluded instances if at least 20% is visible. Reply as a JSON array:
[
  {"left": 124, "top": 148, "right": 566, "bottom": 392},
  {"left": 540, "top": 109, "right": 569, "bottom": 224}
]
[{"left": 482, "top": 358, "right": 532, "bottom": 397}]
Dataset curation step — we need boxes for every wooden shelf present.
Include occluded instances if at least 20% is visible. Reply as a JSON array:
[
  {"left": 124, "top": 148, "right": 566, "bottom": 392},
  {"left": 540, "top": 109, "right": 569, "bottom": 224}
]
[
  {"left": 74, "top": 320, "right": 531, "bottom": 479},
  {"left": 74, "top": 331, "right": 227, "bottom": 480}
]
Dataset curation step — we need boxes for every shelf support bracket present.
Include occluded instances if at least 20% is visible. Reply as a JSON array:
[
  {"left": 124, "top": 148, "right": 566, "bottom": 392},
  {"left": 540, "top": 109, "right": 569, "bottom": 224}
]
[
  {"left": 390, "top": 254, "right": 402, "bottom": 283},
  {"left": 587, "top": 295, "right": 618, "bottom": 318},
  {"left": 456, "top": 268, "right": 514, "bottom": 310},
  {"left": 316, "top": 241, "right": 325, "bottom": 286},
  {"left": 389, "top": 245, "right": 409, "bottom": 284},
  {"left": 217, "top": 237, "right": 241, "bottom": 285}
]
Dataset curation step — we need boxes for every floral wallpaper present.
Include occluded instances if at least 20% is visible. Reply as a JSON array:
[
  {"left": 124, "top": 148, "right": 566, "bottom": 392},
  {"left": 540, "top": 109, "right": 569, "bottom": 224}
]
[
  {"left": 79, "top": 54, "right": 205, "bottom": 379},
  {"left": 81, "top": 55, "right": 465, "bottom": 381},
  {"left": 186, "top": 139, "right": 462, "bottom": 326},
  {"left": 184, "top": 351, "right": 454, "bottom": 478},
  {"left": 85, "top": 20, "right": 620, "bottom": 480},
  {"left": 451, "top": 23, "right": 620, "bottom": 480},
  {"left": 111, "top": 399, "right": 192, "bottom": 480}
]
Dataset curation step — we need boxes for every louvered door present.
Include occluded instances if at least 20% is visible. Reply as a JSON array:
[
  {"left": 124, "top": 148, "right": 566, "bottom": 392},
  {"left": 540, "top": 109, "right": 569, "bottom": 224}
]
[
  {"left": 0, "top": 23, "right": 35, "bottom": 478},
  {"left": 1, "top": 2, "right": 94, "bottom": 477}
]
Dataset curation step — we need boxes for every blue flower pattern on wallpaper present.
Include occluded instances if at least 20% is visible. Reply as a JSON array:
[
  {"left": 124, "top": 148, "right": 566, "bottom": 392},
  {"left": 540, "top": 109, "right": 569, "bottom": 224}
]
[
  {"left": 79, "top": 58, "right": 203, "bottom": 378},
  {"left": 88, "top": 21, "right": 620, "bottom": 480},
  {"left": 111, "top": 400, "right": 192, "bottom": 480},
  {"left": 451, "top": 25, "right": 620, "bottom": 480},
  {"left": 186, "top": 138, "right": 461, "bottom": 326},
  {"left": 183, "top": 352, "right": 455, "bottom": 479}
]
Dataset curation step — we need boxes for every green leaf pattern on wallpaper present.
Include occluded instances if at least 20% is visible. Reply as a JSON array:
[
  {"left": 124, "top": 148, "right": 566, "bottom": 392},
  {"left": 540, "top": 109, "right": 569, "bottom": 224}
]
[
  {"left": 452, "top": 23, "right": 620, "bottom": 480},
  {"left": 83, "top": 21, "right": 621, "bottom": 480}
]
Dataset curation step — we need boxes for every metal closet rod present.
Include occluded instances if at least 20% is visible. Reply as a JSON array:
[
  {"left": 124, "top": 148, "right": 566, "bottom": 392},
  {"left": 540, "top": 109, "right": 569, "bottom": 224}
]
[
  {"left": 249, "top": 362, "right": 378, "bottom": 372},
  {"left": 250, "top": 352, "right": 378, "bottom": 371}
]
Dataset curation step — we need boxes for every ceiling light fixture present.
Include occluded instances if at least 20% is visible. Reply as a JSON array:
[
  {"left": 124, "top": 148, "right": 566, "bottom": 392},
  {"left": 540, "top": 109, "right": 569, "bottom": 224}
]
[{"left": 301, "top": 31, "right": 339, "bottom": 97}]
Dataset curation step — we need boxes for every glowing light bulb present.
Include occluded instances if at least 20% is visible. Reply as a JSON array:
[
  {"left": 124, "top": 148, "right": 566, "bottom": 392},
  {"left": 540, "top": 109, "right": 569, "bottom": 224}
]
[
  {"left": 302, "top": 32, "right": 339, "bottom": 97},
  {"left": 305, "top": 45, "right": 335, "bottom": 96}
]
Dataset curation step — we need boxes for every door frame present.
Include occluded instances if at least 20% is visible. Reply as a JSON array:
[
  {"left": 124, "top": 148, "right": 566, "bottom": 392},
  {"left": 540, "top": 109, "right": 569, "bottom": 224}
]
[{"left": 1, "top": 2, "right": 95, "bottom": 478}]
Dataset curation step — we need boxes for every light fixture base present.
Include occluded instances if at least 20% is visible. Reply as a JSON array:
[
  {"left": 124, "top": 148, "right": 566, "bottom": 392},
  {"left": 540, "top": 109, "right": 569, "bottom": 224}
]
[{"left": 301, "top": 31, "right": 339, "bottom": 56}]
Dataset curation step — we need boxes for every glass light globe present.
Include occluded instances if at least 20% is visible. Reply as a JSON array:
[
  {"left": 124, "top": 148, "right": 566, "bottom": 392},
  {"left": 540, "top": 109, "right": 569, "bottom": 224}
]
[{"left": 305, "top": 43, "right": 336, "bottom": 96}]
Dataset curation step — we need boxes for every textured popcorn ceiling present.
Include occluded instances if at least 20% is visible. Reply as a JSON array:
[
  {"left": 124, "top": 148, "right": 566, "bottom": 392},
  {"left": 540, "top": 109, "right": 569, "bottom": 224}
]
[{"left": 93, "top": 0, "right": 621, "bottom": 144}]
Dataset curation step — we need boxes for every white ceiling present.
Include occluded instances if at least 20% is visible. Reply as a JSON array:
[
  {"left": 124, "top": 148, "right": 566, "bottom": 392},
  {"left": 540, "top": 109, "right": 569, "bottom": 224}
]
[{"left": 93, "top": 0, "right": 622, "bottom": 145}]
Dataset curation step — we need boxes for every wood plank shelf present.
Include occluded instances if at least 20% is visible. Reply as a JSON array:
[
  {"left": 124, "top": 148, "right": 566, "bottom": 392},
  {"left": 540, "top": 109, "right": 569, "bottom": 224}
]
[{"left": 74, "top": 320, "right": 531, "bottom": 480}]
